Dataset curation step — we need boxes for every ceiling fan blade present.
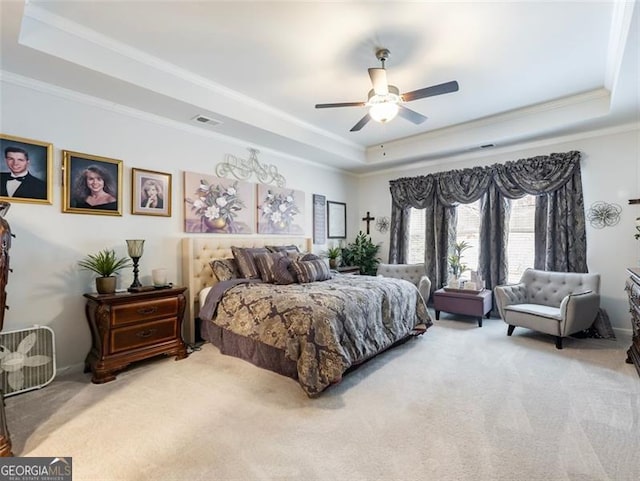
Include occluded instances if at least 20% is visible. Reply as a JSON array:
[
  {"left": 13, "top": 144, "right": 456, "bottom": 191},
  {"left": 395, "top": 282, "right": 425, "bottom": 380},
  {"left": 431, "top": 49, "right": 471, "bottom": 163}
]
[
  {"left": 315, "top": 101, "right": 366, "bottom": 109},
  {"left": 368, "top": 68, "right": 388, "bottom": 95},
  {"left": 401, "top": 80, "right": 459, "bottom": 102},
  {"left": 350, "top": 113, "right": 371, "bottom": 132},
  {"left": 398, "top": 105, "right": 428, "bottom": 125}
]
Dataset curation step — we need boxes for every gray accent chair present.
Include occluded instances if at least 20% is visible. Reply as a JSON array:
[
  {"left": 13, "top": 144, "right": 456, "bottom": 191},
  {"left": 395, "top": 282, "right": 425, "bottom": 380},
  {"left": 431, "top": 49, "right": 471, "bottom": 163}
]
[
  {"left": 494, "top": 268, "right": 600, "bottom": 349},
  {"left": 376, "top": 263, "right": 432, "bottom": 304}
]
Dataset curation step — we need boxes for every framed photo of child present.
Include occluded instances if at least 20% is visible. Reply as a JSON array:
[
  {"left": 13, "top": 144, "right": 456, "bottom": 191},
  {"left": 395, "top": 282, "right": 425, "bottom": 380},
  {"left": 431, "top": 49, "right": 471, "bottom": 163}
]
[
  {"left": 131, "top": 168, "right": 172, "bottom": 217},
  {"left": 0, "top": 133, "right": 53, "bottom": 205}
]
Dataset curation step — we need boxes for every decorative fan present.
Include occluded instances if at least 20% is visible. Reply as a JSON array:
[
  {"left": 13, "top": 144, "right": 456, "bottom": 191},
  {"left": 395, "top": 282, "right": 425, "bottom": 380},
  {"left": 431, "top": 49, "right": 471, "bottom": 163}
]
[{"left": 315, "top": 48, "right": 459, "bottom": 131}]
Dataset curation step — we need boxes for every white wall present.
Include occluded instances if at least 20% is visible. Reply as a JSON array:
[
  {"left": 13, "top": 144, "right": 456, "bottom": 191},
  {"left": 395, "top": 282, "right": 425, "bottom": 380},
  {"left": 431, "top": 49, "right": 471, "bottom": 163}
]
[
  {"left": 0, "top": 79, "right": 358, "bottom": 371},
  {"left": 358, "top": 125, "right": 640, "bottom": 332}
]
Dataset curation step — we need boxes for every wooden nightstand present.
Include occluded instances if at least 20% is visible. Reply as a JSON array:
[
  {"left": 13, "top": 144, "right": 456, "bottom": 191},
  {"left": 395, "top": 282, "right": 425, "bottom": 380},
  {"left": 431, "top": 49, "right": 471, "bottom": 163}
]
[
  {"left": 84, "top": 287, "right": 188, "bottom": 383},
  {"left": 335, "top": 266, "right": 361, "bottom": 275}
]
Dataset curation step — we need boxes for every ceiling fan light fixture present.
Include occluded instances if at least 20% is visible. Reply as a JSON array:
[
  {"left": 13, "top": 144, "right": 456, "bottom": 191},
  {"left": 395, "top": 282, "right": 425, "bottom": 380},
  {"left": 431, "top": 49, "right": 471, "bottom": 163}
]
[
  {"left": 367, "top": 85, "right": 400, "bottom": 123},
  {"left": 369, "top": 102, "right": 399, "bottom": 123}
]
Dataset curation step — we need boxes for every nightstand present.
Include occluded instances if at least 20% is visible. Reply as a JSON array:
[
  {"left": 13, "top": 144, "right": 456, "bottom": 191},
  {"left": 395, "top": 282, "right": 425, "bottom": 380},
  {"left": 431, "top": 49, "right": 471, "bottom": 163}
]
[
  {"left": 335, "top": 266, "right": 361, "bottom": 275},
  {"left": 84, "top": 287, "right": 188, "bottom": 383}
]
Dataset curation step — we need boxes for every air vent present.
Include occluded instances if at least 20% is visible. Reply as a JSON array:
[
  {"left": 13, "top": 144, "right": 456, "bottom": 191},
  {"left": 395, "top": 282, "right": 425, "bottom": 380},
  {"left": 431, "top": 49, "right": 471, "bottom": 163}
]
[
  {"left": 191, "top": 115, "right": 222, "bottom": 127},
  {"left": 480, "top": 143, "right": 495, "bottom": 149}
]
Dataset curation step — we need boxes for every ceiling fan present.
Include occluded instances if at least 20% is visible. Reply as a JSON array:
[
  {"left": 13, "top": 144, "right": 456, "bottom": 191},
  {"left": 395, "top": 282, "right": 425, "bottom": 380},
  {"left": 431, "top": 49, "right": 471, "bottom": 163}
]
[{"left": 315, "top": 48, "right": 459, "bottom": 132}]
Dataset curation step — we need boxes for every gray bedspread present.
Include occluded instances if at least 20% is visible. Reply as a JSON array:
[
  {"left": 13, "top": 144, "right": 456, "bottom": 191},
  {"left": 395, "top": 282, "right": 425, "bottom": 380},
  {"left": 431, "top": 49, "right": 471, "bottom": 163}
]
[{"left": 200, "top": 274, "right": 432, "bottom": 396}]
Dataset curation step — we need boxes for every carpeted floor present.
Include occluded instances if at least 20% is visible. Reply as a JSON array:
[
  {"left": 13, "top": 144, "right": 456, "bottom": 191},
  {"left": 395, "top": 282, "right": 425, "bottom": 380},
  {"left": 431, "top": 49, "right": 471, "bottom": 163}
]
[{"left": 4, "top": 314, "right": 640, "bottom": 481}]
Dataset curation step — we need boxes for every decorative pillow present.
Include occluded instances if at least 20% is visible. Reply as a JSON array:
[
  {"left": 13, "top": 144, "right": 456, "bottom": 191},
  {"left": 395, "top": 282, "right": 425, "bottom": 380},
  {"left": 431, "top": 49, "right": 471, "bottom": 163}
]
[
  {"left": 231, "top": 246, "right": 270, "bottom": 279},
  {"left": 266, "top": 244, "right": 300, "bottom": 254},
  {"left": 300, "top": 253, "right": 320, "bottom": 261},
  {"left": 209, "top": 258, "right": 240, "bottom": 282},
  {"left": 254, "top": 251, "right": 286, "bottom": 283},
  {"left": 272, "top": 255, "right": 297, "bottom": 285},
  {"left": 290, "top": 258, "right": 331, "bottom": 284}
]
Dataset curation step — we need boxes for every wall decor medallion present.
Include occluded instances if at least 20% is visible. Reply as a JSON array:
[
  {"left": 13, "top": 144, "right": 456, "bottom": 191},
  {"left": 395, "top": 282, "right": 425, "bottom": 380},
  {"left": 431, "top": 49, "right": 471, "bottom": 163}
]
[
  {"left": 376, "top": 216, "right": 390, "bottom": 233},
  {"left": 216, "top": 148, "right": 285, "bottom": 187},
  {"left": 586, "top": 201, "right": 621, "bottom": 229}
]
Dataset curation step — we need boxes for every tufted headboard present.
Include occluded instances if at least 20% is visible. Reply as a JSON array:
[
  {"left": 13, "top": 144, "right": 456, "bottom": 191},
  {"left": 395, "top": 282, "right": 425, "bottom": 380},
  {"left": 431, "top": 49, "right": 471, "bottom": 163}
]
[{"left": 180, "top": 236, "right": 312, "bottom": 343}]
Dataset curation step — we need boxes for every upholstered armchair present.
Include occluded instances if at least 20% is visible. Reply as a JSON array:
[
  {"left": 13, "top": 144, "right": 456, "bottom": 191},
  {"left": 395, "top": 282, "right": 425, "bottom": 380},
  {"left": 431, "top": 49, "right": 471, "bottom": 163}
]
[
  {"left": 376, "top": 263, "right": 432, "bottom": 304},
  {"left": 494, "top": 268, "right": 600, "bottom": 349}
]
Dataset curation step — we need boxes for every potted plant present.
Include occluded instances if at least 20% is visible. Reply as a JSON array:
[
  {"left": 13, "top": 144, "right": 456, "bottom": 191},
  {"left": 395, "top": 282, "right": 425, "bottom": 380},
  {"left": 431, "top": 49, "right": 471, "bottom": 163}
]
[
  {"left": 448, "top": 240, "right": 471, "bottom": 286},
  {"left": 323, "top": 246, "right": 342, "bottom": 269},
  {"left": 78, "top": 249, "right": 132, "bottom": 294},
  {"left": 341, "top": 231, "right": 381, "bottom": 276}
]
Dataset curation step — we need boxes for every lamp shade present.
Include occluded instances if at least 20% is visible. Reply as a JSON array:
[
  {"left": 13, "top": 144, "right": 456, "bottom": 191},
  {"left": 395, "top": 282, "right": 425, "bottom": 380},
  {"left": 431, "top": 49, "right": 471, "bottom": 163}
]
[{"left": 126, "top": 239, "right": 145, "bottom": 258}]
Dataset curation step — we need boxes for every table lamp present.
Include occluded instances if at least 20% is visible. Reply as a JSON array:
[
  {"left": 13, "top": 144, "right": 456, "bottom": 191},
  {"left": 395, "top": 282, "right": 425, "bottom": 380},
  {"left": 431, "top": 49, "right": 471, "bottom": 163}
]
[{"left": 126, "top": 239, "right": 145, "bottom": 290}]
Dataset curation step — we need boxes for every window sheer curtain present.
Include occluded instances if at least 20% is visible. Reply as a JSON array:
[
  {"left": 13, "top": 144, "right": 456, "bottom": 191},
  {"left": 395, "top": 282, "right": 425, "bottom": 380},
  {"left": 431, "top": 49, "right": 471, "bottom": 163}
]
[{"left": 388, "top": 151, "right": 587, "bottom": 294}]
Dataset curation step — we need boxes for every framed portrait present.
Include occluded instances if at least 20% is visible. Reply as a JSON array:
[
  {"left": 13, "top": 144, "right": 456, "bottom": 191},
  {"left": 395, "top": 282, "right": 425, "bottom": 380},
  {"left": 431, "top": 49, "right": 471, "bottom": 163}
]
[
  {"left": 184, "top": 171, "right": 255, "bottom": 233},
  {"left": 62, "top": 150, "right": 123, "bottom": 216},
  {"left": 257, "top": 184, "right": 306, "bottom": 235},
  {"left": 131, "top": 168, "right": 171, "bottom": 217},
  {"left": 0, "top": 133, "right": 53, "bottom": 205},
  {"left": 327, "top": 200, "right": 346, "bottom": 239}
]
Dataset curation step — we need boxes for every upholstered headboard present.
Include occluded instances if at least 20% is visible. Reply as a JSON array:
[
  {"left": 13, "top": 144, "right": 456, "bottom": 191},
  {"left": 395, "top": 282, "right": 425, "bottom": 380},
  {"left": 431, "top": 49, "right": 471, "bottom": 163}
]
[{"left": 180, "top": 236, "right": 312, "bottom": 343}]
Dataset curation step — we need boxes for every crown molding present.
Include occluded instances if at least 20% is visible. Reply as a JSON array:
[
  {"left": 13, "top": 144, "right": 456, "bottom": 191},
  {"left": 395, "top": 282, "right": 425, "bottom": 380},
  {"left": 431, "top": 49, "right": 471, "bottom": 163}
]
[{"left": 0, "top": 70, "right": 351, "bottom": 175}]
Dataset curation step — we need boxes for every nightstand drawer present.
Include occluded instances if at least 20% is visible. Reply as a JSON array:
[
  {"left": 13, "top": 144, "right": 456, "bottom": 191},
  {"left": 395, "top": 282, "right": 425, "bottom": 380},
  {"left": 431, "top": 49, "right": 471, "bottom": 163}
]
[
  {"left": 111, "top": 297, "right": 178, "bottom": 326},
  {"left": 110, "top": 318, "right": 177, "bottom": 353}
]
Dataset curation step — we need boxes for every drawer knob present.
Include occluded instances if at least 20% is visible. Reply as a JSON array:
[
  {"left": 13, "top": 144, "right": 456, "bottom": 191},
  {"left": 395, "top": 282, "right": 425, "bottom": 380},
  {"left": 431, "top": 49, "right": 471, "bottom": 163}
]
[
  {"left": 137, "top": 306, "right": 158, "bottom": 315},
  {"left": 136, "top": 328, "right": 157, "bottom": 338}
]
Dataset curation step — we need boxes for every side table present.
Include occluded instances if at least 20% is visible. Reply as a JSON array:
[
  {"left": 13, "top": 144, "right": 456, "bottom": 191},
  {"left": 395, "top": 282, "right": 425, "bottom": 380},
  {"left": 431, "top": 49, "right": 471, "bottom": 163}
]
[
  {"left": 433, "top": 288, "right": 493, "bottom": 327},
  {"left": 84, "top": 286, "right": 188, "bottom": 383},
  {"left": 335, "top": 266, "right": 360, "bottom": 275}
]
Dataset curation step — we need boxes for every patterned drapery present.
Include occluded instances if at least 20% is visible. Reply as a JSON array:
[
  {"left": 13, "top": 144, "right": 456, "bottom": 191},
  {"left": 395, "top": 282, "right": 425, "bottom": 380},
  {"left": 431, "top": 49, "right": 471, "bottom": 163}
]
[{"left": 388, "top": 151, "right": 586, "bottom": 294}]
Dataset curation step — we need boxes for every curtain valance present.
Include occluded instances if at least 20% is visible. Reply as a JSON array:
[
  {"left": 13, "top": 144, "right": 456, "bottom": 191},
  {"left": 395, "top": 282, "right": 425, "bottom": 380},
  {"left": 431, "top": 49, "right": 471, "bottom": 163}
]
[{"left": 389, "top": 151, "right": 580, "bottom": 207}]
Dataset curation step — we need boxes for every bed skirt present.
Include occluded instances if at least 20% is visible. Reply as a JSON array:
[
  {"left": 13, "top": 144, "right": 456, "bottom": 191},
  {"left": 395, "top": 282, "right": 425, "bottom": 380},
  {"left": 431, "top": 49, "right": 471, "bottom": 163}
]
[
  {"left": 200, "top": 317, "right": 427, "bottom": 388},
  {"left": 200, "top": 317, "right": 299, "bottom": 380}
]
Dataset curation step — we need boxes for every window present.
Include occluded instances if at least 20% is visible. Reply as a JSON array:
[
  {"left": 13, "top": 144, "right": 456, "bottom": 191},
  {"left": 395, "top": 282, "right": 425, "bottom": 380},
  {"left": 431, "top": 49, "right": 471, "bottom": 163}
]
[
  {"left": 408, "top": 208, "right": 425, "bottom": 264},
  {"left": 408, "top": 195, "right": 536, "bottom": 284},
  {"left": 506, "top": 195, "right": 535, "bottom": 283},
  {"left": 455, "top": 200, "right": 480, "bottom": 274}
]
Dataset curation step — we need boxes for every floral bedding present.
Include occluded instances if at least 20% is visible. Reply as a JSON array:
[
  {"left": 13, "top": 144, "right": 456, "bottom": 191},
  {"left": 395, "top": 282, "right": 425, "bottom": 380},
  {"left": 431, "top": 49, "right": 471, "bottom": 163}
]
[{"left": 199, "top": 274, "right": 432, "bottom": 396}]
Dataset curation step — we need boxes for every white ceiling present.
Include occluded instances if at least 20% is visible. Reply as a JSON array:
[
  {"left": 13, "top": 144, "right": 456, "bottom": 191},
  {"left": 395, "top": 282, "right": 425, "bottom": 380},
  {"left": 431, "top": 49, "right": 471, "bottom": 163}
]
[{"left": 1, "top": 1, "right": 638, "bottom": 173}]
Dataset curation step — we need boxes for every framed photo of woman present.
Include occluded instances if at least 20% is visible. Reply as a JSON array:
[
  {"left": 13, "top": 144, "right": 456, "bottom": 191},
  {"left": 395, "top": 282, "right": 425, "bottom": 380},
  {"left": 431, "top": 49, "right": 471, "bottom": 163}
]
[
  {"left": 62, "top": 150, "right": 123, "bottom": 216},
  {"left": 131, "top": 168, "right": 171, "bottom": 217},
  {"left": 0, "top": 133, "right": 53, "bottom": 205}
]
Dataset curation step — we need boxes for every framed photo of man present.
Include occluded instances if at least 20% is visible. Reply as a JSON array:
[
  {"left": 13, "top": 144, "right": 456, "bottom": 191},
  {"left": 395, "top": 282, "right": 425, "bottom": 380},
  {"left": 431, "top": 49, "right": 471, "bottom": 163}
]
[
  {"left": 131, "top": 168, "right": 171, "bottom": 217},
  {"left": 0, "top": 133, "right": 53, "bottom": 205},
  {"left": 62, "top": 150, "right": 123, "bottom": 216}
]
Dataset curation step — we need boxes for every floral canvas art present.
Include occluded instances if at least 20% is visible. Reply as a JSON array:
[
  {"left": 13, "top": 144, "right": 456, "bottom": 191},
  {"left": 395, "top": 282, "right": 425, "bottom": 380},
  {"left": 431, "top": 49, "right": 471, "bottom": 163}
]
[
  {"left": 257, "top": 184, "right": 305, "bottom": 235},
  {"left": 184, "top": 171, "right": 254, "bottom": 233}
]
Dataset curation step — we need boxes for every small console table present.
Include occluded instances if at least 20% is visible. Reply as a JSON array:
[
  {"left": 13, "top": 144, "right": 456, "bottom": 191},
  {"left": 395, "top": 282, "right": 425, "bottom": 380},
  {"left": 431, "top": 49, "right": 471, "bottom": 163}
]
[
  {"left": 84, "top": 287, "right": 188, "bottom": 383},
  {"left": 433, "top": 288, "right": 493, "bottom": 327}
]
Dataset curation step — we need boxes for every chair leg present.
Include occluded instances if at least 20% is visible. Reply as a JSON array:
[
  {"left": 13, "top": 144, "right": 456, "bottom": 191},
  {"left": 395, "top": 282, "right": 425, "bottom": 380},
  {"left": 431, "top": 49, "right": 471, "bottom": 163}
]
[
  {"left": 507, "top": 325, "right": 515, "bottom": 336},
  {"left": 555, "top": 337, "right": 563, "bottom": 350}
]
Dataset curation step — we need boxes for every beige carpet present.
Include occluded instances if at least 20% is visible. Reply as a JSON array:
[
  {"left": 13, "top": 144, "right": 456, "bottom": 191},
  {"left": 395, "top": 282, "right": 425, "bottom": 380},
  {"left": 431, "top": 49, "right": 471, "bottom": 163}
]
[{"left": 5, "top": 314, "right": 640, "bottom": 481}]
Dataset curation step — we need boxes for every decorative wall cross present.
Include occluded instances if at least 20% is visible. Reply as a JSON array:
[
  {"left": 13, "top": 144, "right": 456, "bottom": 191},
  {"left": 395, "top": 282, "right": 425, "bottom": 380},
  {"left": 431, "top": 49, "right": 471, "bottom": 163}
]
[{"left": 362, "top": 211, "right": 375, "bottom": 235}]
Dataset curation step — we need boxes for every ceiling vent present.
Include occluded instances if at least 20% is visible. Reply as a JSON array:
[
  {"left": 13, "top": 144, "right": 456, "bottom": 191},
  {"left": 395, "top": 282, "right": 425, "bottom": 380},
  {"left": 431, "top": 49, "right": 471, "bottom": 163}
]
[
  {"left": 480, "top": 143, "right": 495, "bottom": 149},
  {"left": 191, "top": 114, "right": 222, "bottom": 127}
]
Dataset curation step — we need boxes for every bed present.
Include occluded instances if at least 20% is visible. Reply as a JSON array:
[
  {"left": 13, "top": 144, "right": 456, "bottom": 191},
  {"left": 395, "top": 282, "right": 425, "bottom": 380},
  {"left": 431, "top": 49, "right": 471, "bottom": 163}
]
[{"left": 181, "top": 236, "right": 432, "bottom": 396}]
